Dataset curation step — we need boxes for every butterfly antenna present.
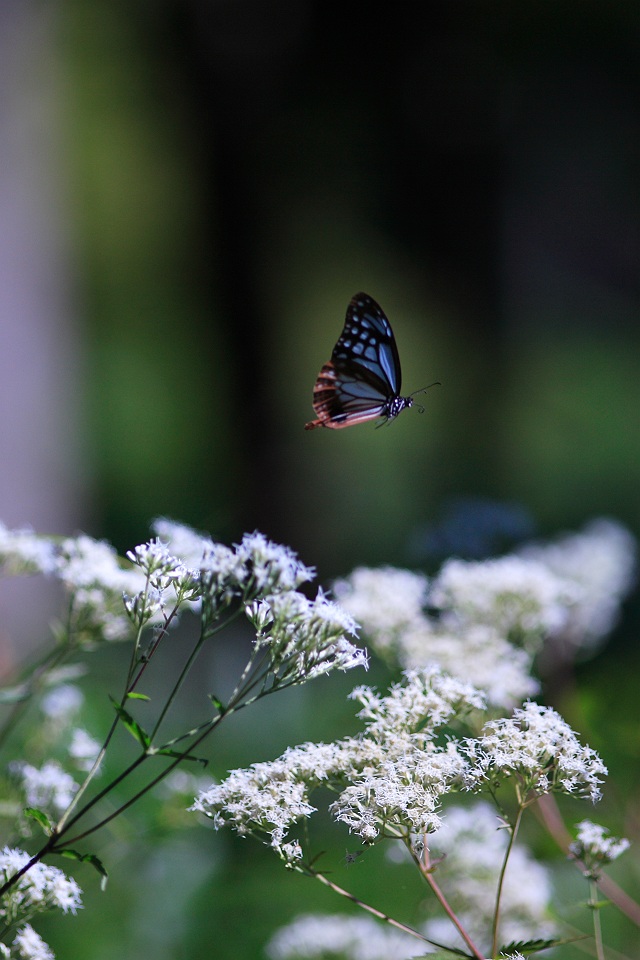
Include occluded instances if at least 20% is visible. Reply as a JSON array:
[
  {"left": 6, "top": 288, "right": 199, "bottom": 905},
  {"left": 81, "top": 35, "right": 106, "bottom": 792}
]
[
  {"left": 410, "top": 380, "right": 441, "bottom": 398},
  {"left": 410, "top": 380, "right": 440, "bottom": 415}
]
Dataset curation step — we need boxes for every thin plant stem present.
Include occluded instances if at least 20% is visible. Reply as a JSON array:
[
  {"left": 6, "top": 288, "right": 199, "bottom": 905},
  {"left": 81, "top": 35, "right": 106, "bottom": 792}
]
[
  {"left": 127, "top": 602, "right": 184, "bottom": 693},
  {"left": 413, "top": 838, "right": 486, "bottom": 960},
  {"left": 51, "top": 649, "right": 276, "bottom": 848},
  {"left": 54, "top": 599, "right": 181, "bottom": 833},
  {"left": 589, "top": 877, "right": 605, "bottom": 960},
  {"left": 491, "top": 801, "right": 525, "bottom": 957},
  {"left": 58, "top": 751, "right": 187, "bottom": 847},
  {"left": 307, "top": 868, "right": 472, "bottom": 957},
  {"left": 150, "top": 607, "right": 242, "bottom": 742},
  {"left": 59, "top": 675, "right": 257, "bottom": 848},
  {"left": 58, "top": 650, "right": 309, "bottom": 851}
]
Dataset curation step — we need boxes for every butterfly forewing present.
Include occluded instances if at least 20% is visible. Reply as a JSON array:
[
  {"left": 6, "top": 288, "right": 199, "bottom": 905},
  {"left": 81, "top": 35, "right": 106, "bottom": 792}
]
[
  {"left": 304, "top": 292, "right": 411, "bottom": 430},
  {"left": 332, "top": 294, "right": 403, "bottom": 396}
]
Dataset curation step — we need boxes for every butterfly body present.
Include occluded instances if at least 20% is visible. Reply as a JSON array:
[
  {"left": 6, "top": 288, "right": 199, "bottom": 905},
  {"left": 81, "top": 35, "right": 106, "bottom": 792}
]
[{"left": 304, "top": 293, "right": 417, "bottom": 430}]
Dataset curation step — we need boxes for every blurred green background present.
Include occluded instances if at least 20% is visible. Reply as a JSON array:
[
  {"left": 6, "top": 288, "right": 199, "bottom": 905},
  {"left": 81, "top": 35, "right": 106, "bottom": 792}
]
[{"left": 1, "top": 1, "right": 639, "bottom": 957}]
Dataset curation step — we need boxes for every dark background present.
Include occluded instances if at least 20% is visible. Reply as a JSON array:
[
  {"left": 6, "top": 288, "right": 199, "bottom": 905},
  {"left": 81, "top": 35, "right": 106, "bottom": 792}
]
[
  {"left": 1, "top": 2, "right": 638, "bottom": 957},
  {"left": 64, "top": 1, "right": 640, "bottom": 569}
]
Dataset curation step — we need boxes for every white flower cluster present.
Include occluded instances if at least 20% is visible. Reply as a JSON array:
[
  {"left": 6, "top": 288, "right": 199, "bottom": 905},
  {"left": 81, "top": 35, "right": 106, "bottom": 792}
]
[
  {"left": 329, "top": 672, "right": 483, "bottom": 842},
  {"left": 0, "top": 846, "right": 83, "bottom": 957},
  {"left": 199, "top": 531, "right": 315, "bottom": 613},
  {"left": 335, "top": 518, "right": 635, "bottom": 707},
  {"left": 519, "top": 519, "right": 636, "bottom": 652},
  {"left": 334, "top": 567, "right": 428, "bottom": 657},
  {"left": 126, "top": 538, "right": 199, "bottom": 589},
  {"left": 39, "top": 685, "right": 84, "bottom": 724},
  {"left": 191, "top": 748, "right": 322, "bottom": 851},
  {"left": 569, "top": 819, "right": 630, "bottom": 878},
  {"left": 423, "top": 802, "right": 556, "bottom": 950},
  {"left": 193, "top": 666, "right": 609, "bottom": 863},
  {"left": 430, "top": 554, "right": 573, "bottom": 647},
  {"left": 247, "top": 590, "right": 366, "bottom": 683},
  {"left": 35, "top": 687, "right": 101, "bottom": 775},
  {"left": 124, "top": 537, "right": 202, "bottom": 627},
  {"left": 463, "top": 702, "right": 607, "bottom": 803},
  {"left": 9, "top": 761, "right": 79, "bottom": 817},
  {"left": 266, "top": 912, "right": 422, "bottom": 960},
  {"left": 0, "top": 846, "right": 82, "bottom": 922},
  {"left": 142, "top": 526, "right": 362, "bottom": 685},
  {"left": 192, "top": 668, "right": 484, "bottom": 850},
  {"left": 0, "top": 520, "right": 321, "bottom": 652},
  {"left": 399, "top": 623, "right": 538, "bottom": 710},
  {"left": 335, "top": 567, "right": 538, "bottom": 709},
  {"left": 0, "top": 524, "right": 58, "bottom": 577},
  {"left": 0, "top": 924, "right": 54, "bottom": 960}
]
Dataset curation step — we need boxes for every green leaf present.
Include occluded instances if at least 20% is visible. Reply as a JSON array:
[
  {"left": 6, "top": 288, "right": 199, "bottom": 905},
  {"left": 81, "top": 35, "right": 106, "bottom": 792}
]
[
  {"left": 59, "top": 849, "right": 109, "bottom": 889},
  {"left": 208, "top": 693, "right": 225, "bottom": 712},
  {"left": 109, "top": 697, "right": 151, "bottom": 749},
  {"left": 24, "top": 807, "right": 52, "bottom": 835},
  {"left": 499, "top": 938, "right": 563, "bottom": 956},
  {"left": 126, "top": 691, "right": 150, "bottom": 701}
]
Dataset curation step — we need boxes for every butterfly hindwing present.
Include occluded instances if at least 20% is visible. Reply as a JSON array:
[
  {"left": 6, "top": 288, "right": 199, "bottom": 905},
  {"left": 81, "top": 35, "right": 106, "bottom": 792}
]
[
  {"left": 310, "top": 361, "right": 388, "bottom": 428},
  {"left": 305, "top": 292, "right": 413, "bottom": 430}
]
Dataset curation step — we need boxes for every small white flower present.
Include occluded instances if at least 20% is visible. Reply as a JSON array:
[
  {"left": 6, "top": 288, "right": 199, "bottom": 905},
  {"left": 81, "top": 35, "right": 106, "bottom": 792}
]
[
  {"left": 235, "top": 532, "right": 316, "bottom": 595},
  {"left": 570, "top": 819, "right": 630, "bottom": 878},
  {"left": 44, "top": 870, "right": 82, "bottom": 915},
  {"left": 68, "top": 728, "right": 101, "bottom": 772},
  {"left": 126, "top": 538, "right": 193, "bottom": 583},
  {"left": 277, "top": 840, "right": 304, "bottom": 864},
  {"left": 11, "top": 925, "right": 54, "bottom": 960},
  {"left": 40, "top": 685, "right": 84, "bottom": 722}
]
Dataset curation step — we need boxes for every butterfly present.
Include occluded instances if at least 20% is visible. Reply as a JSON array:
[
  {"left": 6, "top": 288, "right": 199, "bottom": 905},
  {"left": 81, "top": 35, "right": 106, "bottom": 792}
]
[{"left": 304, "top": 292, "right": 435, "bottom": 430}]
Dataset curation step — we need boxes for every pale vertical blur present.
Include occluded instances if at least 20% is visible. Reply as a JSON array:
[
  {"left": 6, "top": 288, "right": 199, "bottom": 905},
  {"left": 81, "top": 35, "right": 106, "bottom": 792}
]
[{"left": 0, "top": 2, "right": 88, "bottom": 667}]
